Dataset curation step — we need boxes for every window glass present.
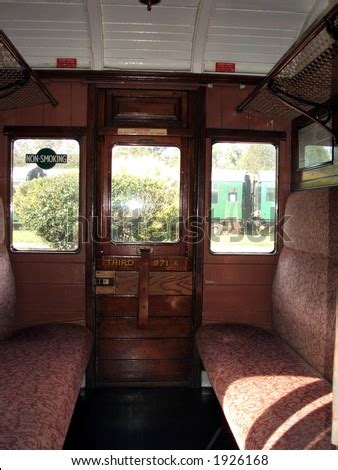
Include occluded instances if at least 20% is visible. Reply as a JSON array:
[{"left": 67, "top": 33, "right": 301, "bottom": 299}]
[
  {"left": 12, "top": 139, "right": 80, "bottom": 251},
  {"left": 211, "top": 142, "right": 277, "bottom": 254},
  {"left": 298, "top": 121, "right": 334, "bottom": 169},
  {"left": 111, "top": 145, "right": 180, "bottom": 243}
]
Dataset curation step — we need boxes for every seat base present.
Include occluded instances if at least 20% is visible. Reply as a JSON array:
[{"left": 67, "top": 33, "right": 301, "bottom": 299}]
[
  {"left": 196, "top": 323, "right": 333, "bottom": 450},
  {"left": 0, "top": 323, "right": 93, "bottom": 450}
]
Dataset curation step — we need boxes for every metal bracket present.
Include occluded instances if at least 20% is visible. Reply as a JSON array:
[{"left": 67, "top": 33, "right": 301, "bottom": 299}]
[{"left": 268, "top": 81, "right": 337, "bottom": 142}]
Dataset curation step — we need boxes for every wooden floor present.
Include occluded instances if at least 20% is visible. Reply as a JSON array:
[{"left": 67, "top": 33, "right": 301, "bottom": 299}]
[{"left": 64, "top": 388, "right": 238, "bottom": 450}]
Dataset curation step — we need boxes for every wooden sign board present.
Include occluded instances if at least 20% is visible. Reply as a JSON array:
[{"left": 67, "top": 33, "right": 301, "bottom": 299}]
[
  {"left": 117, "top": 128, "right": 167, "bottom": 136},
  {"left": 98, "top": 256, "right": 189, "bottom": 271}
]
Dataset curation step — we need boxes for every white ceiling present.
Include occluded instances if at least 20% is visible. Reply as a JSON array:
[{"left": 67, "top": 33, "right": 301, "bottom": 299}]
[{"left": 0, "top": 0, "right": 332, "bottom": 75}]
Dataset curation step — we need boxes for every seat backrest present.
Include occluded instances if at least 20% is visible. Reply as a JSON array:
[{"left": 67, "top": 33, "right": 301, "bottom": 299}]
[
  {"left": 0, "top": 197, "right": 15, "bottom": 340},
  {"left": 272, "top": 188, "right": 338, "bottom": 381}
]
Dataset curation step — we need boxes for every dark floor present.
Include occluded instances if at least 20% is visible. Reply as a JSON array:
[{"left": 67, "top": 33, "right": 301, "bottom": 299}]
[{"left": 64, "top": 388, "right": 238, "bottom": 450}]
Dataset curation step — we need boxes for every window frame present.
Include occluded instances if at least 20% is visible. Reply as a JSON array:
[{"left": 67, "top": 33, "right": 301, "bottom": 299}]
[
  {"left": 206, "top": 129, "right": 285, "bottom": 258},
  {"left": 5, "top": 126, "right": 86, "bottom": 256}
]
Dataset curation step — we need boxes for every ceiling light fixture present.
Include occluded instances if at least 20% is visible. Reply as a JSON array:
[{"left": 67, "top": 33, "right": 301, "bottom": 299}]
[{"left": 139, "top": 0, "right": 161, "bottom": 11}]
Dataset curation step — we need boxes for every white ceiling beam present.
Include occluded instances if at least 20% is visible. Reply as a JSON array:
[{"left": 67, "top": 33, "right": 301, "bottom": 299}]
[
  {"left": 86, "top": 0, "right": 104, "bottom": 70},
  {"left": 191, "top": 0, "right": 215, "bottom": 74}
]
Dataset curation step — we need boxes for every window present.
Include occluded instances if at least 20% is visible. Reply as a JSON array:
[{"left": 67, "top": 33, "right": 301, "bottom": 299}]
[
  {"left": 111, "top": 145, "right": 181, "bottom": 243},
  {"left": 298, "top": 121, "right": 335, "bottom": 169},
  {"left": 11, "top": 139, "right": 80, "bottom": 252},
  {"left": 228, "top": 189, "right": 237, "bottom": 203},
  {"left": 211, "top": 142, "right": 277, "bottom": 254}
]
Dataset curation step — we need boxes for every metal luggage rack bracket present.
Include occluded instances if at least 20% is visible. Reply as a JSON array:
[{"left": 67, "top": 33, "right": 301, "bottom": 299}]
[
  {"left": 0, "top": 30, "right": 57, "bottom": 111},
  {"left": 236, "top": 4, "right": 338, "bottom": 141}
]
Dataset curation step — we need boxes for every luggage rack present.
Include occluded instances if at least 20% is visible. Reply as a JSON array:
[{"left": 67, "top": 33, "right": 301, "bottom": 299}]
[
  {"left": 0, "top": 30, "right": 57, "bottom": 111},
  {"left": 236, "top": 4, "right": 338, "bottom": 140}
]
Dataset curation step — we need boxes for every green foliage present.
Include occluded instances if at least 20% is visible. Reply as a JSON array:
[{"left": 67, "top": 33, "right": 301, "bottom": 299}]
[
  {"left": 13, "top": 172, "right": 79, "bottom": 250},
  {"left": 111, "top": 175, "right": 179, "bottom": 242},
  {"left": 212, "top": 144, "right": 243, "bottom": 169},
  {"left": 236, "top": 144, "right": 276, "bottom": 172},
  {"left": 212, "top": 143, "right": 276, "bottom": 172}
]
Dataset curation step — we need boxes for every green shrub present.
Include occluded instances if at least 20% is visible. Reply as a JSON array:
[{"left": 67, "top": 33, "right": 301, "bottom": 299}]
[
  {"left": 111, "top": 175, "right": 179, "bottom": 242},
  {"left": 14, "top": 172, "right": 79, "bottom": 250}
]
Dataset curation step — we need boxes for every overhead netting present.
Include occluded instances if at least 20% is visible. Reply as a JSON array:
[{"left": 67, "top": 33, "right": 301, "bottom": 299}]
[
  {"left": 0, "top": 34, "right": 56, "bottom": 111},
  {"left": 241, "top": 16, "right": 338, "bottom": 121}
]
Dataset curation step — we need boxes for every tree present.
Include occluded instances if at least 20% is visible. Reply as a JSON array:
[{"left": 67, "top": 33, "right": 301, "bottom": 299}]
[
  {"left": 111, "top": 175, "right": 179, "bottom": 242},
  {"left": 212, "top": 144, "right": 243, "bottom": 170},
  {"left": 14, "top": 172, "right": 79, "bottom": 250},
  {"left": 236, "top": 144, "right": 276, "bottom": 172}
]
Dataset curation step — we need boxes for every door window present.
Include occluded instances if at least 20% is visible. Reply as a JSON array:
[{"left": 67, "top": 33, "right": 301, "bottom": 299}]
[{"left": 111, "top": 145, "right": 181, "bottom": 244}]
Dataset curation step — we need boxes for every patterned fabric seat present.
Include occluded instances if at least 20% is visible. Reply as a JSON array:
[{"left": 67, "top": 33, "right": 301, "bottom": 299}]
[
  {"left": 196, "top": 188, "right": 338, "bottom": 450},
  {"left": 0, "top": 324, "right": 92, "bottom": 449},
  {"left": 0, "top": 198, "right": 93, "bottom": 449},
  {"left": 196, "top": 324, "right": 333, "bottom": 449}
]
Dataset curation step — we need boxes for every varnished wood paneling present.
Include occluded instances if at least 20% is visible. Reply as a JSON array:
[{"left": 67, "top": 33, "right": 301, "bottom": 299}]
[
  {"left": 97, "top": 359, "right": 190, "bottom": 383},
  {"left": 15, "top": 104, "right": 43, "bottom": 126},
  {"left": 97, "top": 295, "right": 192, "bottom": 317},
  {"left": 15, "top": 284, "right": 85, "bottom": 312},
  {"left": 205, "top": 86, "right": 222, "bottom": 128},
  {"left": 113, "top": 272, "right": 192, "bottom": 296},
  {"left": 15, "top": 310, "right": 85, "bottom": 329},
  {"left": 98, "top": 317, "right": 191, "bottom": 339},
  {"left": 71, "top": 82, "right": 88, "bottom": 126},
  {"left": 43, "top": 82, "right": 72, "bottom": 126},
  {"left": 12, "top": 262, "right": 85, "bottom": 285},
  {"left": 105, "top": 89, "right": 188, "bottom": 128},
  {"left": 203, "top": 284, "right": 271, "bottom": 325},
  {"left": 149, "top": 272, "right": 192, "bottom": 295},
  {"left": 98, "top": 338, "right": 191, "bottom": 360},
  {"left": 204, "top": 264, "right": 276, "bottom": 286}
]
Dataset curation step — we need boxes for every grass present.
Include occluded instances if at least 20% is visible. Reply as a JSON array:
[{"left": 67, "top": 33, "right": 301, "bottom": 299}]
[{"left": 12, "top": 229, "right": 50, "bottom": 250}]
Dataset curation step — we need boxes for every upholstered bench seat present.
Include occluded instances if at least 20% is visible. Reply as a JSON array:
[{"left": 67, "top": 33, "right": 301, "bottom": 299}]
[
  {"left": 0, "top": 323, "right": 93, "bottom": 450},
  {"left": 196, "top": 323, "right": 334, "bottom": 450}
]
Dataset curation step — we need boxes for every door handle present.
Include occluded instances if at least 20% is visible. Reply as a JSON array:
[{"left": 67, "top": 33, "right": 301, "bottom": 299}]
[{"left": 138, "top": 248, "right": 151, "bottom": 329}]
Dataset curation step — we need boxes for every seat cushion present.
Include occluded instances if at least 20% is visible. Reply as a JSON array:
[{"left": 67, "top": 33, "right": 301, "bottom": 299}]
[
  {"left": 196, "top": 323, "right": 334, "bottom": 450},
  {"left": 0, "top": 323, "right": 93, "bottom": 450},
  {"left": 0, "top": 198, "right": 15, "bottom": 341}
]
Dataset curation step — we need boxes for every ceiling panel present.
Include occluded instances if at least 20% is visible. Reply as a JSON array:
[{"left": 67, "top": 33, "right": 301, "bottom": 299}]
[
  {"left": 0, "top": 0, "right": 330, "bottom": 74},
  {"left": 101, "top": 0, "right": 198, "bottom": 70},
  {"left": 0, "top": 0, "right": 92, "bottom": 68},
  {"left": 204, "top": 0, "right": 318, "bottom": 74}
]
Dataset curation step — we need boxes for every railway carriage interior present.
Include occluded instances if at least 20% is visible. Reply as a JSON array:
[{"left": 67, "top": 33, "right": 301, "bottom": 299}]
[{"left": 1, "top": 0, "right": 338, "bottom": 452}]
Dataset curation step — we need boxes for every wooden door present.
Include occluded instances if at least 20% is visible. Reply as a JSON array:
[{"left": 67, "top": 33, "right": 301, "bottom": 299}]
[{"left": 95, "top": 133, "right": 195, "bottom": 386}]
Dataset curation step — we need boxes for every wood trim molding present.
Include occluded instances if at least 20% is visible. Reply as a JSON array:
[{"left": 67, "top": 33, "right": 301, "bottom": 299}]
[
  {"left": 3, "top": 126, "right": 87, "bottom": 138},
  {"left": 206, "top": 128, "right": 287, "bottom": 142},
  {"left": 36, "top": 70, "right": 263, "bottom": 86}
]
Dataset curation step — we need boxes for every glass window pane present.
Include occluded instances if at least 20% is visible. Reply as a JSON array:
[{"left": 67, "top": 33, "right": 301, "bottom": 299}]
[
  {"left": 210, "top": 142, "right": 277, "bottom": 254},
  {"left": 298, "top": 121, "right": 333, "bottom": 169},
  {"left": 12, "top": 139, "right": 80, "bottom": 252},
  {"left": 111, "top": 145, "right": 180, "bottom": 243}
]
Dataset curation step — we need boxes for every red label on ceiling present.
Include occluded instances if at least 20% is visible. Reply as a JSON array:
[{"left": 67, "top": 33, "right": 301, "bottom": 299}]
[
  {"left": 215, "top": 62, "right": 236, "bottom": 73},
  {"left": 56, "top": 58, "right": 77, "bottom": 68}
]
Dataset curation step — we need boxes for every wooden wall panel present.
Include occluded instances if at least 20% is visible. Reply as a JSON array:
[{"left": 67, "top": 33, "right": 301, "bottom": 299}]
[
  {"left": 0, "top": 80, "right": 88, "bottom": 329},
  {"left": 204, "top": 85, "right": 291, "bottom": 328},
  {"left": 98, "top": 317, "right": 191, "bottom": 339},
  {"left": 203, "top": 285, "right": 271, "bottom": 325},
  {"left": 97, "top": 359, "right": 190, "bottom": 383},
  {"left": 98, "top": 338, "right": 190, "bottom": 360}
]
